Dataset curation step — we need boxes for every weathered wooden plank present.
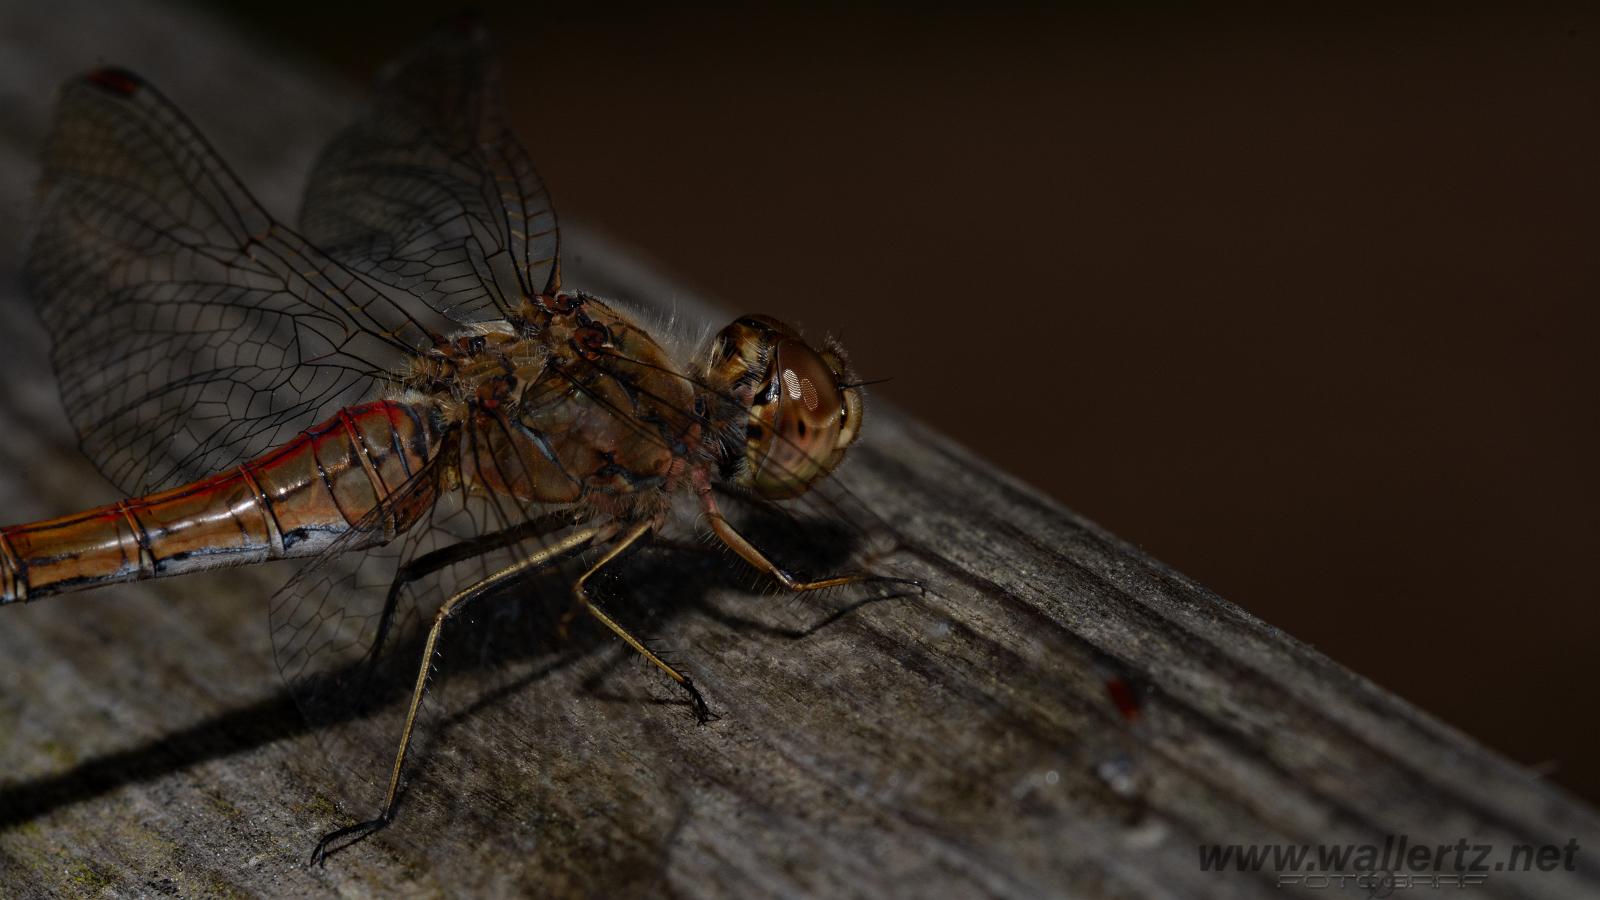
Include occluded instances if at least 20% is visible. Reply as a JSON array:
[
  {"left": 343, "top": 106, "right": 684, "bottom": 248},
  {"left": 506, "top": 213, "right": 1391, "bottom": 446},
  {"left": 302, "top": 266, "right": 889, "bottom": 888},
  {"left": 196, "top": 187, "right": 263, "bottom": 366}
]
[{"left": 1, "top": 2, "right": 1597, "bottom": 898}]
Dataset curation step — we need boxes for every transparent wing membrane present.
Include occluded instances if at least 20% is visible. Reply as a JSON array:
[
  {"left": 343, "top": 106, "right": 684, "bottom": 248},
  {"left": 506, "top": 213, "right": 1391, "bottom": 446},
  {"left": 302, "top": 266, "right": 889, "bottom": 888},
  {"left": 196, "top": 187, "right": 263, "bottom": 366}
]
[
  {"left": 21, "top": 25, "right": 916, "bottom": 867},
  {"left": 268, "top": 450, "right": 591, "bottom": 820},
  {"left": 299, "top": 17, "right": 560, "bottom": 323},
  {"left": 26, "top": 69, "right": 436, "bottom": 495}
]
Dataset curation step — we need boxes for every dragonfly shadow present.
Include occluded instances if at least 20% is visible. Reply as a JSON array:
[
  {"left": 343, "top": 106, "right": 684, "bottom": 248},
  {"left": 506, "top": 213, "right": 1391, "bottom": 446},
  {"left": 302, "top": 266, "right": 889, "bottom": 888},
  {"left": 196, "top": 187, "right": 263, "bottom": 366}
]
[
  {"left": 412, "top": 497, "right": 886, "bottom": 735},
  {"left": 0, "top": 499, "right": 887, "bottom": 832}
]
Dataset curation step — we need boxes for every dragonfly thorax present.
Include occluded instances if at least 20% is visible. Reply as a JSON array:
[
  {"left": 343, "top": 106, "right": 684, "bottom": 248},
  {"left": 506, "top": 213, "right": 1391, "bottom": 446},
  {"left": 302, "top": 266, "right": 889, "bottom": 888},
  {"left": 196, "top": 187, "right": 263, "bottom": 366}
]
[{"left": 406, "top": 293, "right": 705, "bottom": 516}]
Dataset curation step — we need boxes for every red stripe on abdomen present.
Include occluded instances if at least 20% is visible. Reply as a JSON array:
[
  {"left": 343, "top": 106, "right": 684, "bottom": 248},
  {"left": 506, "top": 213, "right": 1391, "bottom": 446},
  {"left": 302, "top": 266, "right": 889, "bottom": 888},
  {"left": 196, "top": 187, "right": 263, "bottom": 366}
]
[{"left": 0, "top": 400, "right": 438, "bottom": 604}]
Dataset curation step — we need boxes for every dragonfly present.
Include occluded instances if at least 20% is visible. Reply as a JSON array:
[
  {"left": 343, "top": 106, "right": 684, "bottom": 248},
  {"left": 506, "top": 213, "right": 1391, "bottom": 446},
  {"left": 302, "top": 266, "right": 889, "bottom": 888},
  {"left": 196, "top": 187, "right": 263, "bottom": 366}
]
[{"left": 2, "top": 21, "right": 908, "bottom": 863}]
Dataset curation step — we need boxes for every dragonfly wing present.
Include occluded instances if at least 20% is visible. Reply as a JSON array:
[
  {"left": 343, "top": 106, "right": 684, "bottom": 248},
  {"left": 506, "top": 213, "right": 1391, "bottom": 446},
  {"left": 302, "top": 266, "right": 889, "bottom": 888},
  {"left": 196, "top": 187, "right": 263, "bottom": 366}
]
[
  {"left": 25, "top": 69, "right": 441, "bottom": 496},
  {"left": 268, "top": 439, "right": 606, "bottom": 842},
  {"left": 299, "top": 18, "right": 559, "bottom": 324}
]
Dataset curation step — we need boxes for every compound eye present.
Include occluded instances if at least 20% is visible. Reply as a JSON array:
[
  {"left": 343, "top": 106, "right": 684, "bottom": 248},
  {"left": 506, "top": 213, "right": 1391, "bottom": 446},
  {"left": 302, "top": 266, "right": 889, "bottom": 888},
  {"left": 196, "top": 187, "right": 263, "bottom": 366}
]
[{"left": 749, "top": 338, "right": 845, "bottom": 498}]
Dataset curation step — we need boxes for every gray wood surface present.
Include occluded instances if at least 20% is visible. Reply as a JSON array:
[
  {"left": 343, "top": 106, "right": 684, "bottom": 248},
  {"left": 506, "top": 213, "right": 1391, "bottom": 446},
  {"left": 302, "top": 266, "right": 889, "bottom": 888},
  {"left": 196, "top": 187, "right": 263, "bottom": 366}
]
[{"left": 2, "top": 2, "right": 1597, "bottom": 898}]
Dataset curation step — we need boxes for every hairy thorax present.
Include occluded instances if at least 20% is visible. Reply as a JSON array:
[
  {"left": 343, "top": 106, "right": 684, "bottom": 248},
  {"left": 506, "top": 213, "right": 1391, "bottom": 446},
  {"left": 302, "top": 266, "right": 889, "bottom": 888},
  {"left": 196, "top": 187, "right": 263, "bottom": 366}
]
[{"left": 401, "top": 293, "right": 704, "bottom": 520}]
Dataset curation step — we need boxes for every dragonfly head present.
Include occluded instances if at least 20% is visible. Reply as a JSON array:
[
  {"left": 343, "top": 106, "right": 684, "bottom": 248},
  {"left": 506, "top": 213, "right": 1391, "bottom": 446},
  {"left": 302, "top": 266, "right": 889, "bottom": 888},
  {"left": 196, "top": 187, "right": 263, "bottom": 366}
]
[{"left": 701, "top": 315, "right": 864, "bottom": 500}]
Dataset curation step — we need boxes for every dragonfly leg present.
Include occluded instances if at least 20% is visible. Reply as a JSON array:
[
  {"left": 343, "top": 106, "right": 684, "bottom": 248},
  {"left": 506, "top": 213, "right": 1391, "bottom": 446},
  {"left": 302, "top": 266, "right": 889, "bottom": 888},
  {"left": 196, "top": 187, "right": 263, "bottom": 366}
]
[
  {"left": 360, "top": 511, "right": 584, "bottom": 690},
  {"left": 310, "top": 523, "right": 602, "bottom": 866},
  {"left": 567, "top": 520, "right": 714, "bottom": 724},
  {"left": 697, "top": 485, "right": 922, "bottom": 595}
]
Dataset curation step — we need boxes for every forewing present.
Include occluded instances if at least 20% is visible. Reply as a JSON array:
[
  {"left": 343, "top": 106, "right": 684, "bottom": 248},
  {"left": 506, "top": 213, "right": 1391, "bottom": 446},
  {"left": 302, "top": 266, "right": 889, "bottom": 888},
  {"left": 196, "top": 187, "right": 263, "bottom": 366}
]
[
  {"left": 299, "top": 19, "right": 559, "bottom": 324},
  {"left": 25, "top": 69, "right": 440, "bottom": 496}
]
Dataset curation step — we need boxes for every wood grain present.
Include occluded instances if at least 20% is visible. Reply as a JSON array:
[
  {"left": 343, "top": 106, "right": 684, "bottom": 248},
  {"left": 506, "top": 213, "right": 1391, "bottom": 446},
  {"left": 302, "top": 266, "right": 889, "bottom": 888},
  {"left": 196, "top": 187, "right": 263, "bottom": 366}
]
[{"left": 1, "top": 2, "right": 1596, "bottom": 898}]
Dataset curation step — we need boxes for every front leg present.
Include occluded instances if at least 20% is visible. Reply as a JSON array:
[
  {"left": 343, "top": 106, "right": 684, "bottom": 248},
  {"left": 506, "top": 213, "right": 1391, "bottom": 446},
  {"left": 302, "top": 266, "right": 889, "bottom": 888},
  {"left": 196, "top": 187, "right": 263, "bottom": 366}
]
[{"left": 695, "top": 477, "right": 921, "bottom": 595}]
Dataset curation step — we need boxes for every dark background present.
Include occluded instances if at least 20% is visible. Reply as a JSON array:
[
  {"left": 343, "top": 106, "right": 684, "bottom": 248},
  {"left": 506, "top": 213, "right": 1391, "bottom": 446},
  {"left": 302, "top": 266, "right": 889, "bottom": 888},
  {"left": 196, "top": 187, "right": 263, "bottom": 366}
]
[{"left": 193, "top": 2, "right": 1597, "bottom": 800}]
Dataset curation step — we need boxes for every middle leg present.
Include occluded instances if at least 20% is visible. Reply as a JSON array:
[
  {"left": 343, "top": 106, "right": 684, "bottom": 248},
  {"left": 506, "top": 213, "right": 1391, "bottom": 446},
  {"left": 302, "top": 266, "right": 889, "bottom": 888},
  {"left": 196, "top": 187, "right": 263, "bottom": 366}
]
[{"left": 565, "top": 519, "right": 713, "bottom": 723}]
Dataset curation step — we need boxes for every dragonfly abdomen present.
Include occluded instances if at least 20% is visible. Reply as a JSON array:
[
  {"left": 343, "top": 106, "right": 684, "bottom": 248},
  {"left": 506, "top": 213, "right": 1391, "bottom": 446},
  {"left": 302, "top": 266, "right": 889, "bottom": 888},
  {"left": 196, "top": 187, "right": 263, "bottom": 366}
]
[{"left": 0, "top": 400, "right": 438, "bottom": 604}]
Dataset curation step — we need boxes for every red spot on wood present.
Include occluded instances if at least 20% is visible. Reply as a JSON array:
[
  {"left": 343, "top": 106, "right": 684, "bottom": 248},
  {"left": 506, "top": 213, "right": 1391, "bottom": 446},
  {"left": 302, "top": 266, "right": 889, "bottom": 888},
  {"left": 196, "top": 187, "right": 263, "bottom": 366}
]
[
  {"left": 86, "top": 67, "right": 142, "bottom": 96},
  {"left": 1104, "top": 676, "right": 1142, "bottom": 724}
]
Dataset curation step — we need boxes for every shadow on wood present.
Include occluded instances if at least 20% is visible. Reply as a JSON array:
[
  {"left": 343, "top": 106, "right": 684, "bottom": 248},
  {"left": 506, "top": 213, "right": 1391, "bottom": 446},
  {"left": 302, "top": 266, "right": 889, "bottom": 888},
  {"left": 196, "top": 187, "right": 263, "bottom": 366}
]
[{"left": 0, "top": 2, "right": 1597, "bottom": 898}]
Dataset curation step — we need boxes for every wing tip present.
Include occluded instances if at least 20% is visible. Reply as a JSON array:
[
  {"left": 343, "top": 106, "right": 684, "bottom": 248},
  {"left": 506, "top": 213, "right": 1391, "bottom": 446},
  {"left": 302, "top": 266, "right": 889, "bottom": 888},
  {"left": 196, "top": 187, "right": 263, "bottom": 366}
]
[{"left": 84, "top": 67, "right": 144, "bottom": 97}]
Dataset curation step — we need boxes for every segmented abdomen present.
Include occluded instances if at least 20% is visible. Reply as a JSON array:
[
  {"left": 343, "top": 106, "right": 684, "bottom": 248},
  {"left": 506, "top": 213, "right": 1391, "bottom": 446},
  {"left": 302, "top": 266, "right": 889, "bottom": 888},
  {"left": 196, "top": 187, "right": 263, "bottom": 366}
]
[{"left": 0, "top": 400, "right": 438, "bottom": 604}]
